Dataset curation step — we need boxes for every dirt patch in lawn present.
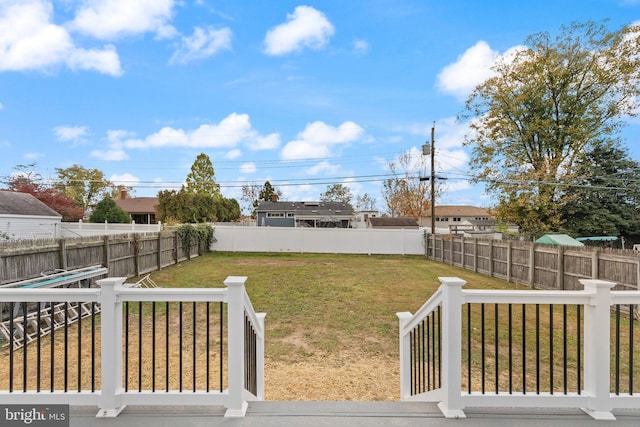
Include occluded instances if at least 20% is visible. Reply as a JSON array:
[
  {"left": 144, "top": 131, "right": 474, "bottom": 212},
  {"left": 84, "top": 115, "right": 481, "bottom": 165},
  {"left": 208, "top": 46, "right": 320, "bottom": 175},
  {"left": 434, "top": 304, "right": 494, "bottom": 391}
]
[{"left": 265, "top": 354, "right": 399, "bottom": 401}]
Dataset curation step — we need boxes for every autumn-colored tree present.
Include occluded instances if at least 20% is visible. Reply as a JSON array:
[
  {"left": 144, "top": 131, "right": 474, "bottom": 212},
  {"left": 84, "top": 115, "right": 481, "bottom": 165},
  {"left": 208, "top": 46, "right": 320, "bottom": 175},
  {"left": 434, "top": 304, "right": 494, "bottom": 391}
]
[
  {"left": 4, "top": 163, "right": 83, "bottom": 221},
  {"left": 382, "top": 150, "right": 438, "bottom": 220},
  {"left": 55, "top": 164, "right": 116, "bottom": 211},
  {"left": 461, "top": 21, "right": 640, "bottom": 236}
]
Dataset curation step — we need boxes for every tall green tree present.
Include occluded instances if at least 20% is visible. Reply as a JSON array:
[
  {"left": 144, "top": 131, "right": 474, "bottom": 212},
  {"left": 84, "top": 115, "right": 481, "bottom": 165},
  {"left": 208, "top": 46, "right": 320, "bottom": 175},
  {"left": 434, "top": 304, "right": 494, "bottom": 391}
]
[
  {"left": 560, "top": 143, "right": 640, "bottom": 238},
  {"left": 55, "top": 164, "right": 116, "bottom": 211},
  {"left": 320, "top": 183, "right": 353, "bottom": 205},
  {"left": 461, "top": 21, "right": 640, "bottom": 236},
  {"left": 185, "top": 153, "right": 221, "bottom": 198},
  {"left": 157, "top": 189, "right": 217, "bottom": 224}
]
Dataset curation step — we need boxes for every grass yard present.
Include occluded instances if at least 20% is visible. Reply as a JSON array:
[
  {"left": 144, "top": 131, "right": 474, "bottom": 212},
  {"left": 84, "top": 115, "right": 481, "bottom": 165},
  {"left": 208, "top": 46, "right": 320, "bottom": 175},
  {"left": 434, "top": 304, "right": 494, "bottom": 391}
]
[
  {"left": 4, "top": 252, "right": 633, "bottom": 401},
  {"left": 150, "top": 252, "right": 523, "bottom": 400}
]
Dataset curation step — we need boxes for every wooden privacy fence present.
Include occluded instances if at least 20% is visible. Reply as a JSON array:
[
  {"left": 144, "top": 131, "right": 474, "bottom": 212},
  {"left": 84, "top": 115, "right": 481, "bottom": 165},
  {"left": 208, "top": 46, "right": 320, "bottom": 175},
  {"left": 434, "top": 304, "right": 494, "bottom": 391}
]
[
  {"left": 0, "top": 232, "right": 201, "bottom": 285},
  {"left": 425, "top": 234, "right": 640, "bottom": 291}
]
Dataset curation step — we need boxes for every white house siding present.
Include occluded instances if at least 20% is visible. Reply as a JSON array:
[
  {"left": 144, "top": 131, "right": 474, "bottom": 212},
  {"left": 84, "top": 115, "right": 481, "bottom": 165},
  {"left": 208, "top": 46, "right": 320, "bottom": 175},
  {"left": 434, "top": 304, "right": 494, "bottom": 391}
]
[{"left": 0, "top": 215, "right": 61, "bottom": 240}]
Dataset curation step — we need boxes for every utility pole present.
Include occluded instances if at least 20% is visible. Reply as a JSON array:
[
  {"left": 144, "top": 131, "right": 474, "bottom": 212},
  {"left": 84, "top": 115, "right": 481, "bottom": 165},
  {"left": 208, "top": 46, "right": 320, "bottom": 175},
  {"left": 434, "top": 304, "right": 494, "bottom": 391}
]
[
  {"left": 421, "top": 123, "right": 436, "bottom": 235},
  {"left": 430, "top": 124, "right": 435, "bottom": 235}
]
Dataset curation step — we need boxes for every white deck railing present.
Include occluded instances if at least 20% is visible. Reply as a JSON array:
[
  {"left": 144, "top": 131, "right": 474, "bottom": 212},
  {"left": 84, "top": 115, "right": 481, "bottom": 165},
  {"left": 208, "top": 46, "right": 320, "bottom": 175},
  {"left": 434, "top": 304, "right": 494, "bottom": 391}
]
[
  {"left": 398, "top": 277, "right": 640, "bottom": 421},
  {"left": 0, "top": 276, "right": 265, "bottom": 418}
]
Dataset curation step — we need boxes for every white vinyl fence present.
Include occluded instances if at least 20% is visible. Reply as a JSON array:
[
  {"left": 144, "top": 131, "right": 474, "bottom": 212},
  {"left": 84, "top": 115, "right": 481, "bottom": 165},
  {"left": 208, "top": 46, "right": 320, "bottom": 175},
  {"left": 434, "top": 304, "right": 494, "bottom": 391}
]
[{"left": 211, "top": 226, "right": 426, "bottom": 255}]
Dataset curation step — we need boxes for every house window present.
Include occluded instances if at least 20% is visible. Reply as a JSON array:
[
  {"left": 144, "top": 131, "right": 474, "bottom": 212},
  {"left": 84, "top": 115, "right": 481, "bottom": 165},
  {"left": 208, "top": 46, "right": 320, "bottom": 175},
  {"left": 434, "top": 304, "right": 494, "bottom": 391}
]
[
  {"left": 267, "top": 212, "right": 284, "bottom": 218},
  {"left": 453, "top": 217, "right": 461, "bottom": 222},
  {"left": 287, "top": 212, "right": 295, "bottom": 217}
]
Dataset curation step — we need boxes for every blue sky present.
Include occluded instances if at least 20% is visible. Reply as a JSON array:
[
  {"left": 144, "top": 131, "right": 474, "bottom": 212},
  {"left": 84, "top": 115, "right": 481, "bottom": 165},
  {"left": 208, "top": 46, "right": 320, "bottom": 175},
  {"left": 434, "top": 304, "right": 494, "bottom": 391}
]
[{"left": 1, "top": 0, "right": 639, "bottom": 215}]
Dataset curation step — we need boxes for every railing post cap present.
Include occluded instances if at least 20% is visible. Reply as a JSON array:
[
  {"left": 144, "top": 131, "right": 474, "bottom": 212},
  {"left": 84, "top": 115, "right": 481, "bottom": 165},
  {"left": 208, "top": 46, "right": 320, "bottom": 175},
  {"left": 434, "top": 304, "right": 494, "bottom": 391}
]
[
  {"left": 580, "top": 279, "right": 616, "bottom": 290},
  {"left": 396, "top": 311, "right": 413, "bottom": 320},
  {"left": 438, "top": 277, "right": 466, "bottom": 287},
  {"left": 224, "top": 276, "right": 248, "bottom": 287},
  {"left": 96, "top": 277, "right": 127, "bottom": 287}
]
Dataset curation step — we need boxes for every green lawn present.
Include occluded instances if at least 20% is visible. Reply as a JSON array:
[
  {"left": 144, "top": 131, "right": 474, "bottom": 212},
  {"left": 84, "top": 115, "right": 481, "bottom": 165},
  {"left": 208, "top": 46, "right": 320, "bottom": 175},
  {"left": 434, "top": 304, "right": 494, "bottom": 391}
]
[{"left": 151, "top": 252, "right": 521, "bottom": 364}]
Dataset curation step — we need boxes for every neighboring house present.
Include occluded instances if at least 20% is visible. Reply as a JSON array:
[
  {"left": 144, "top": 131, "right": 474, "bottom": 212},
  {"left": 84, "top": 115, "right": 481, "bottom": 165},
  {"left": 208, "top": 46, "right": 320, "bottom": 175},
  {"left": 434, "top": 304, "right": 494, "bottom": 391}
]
[
  {"left": 0, "top": 191, "right": 62, "bottom": 240},
  {"left": 368, "top": 217, "right": 419, "bottom": 229},
  {"left": 352, "top": 210, "right": 379, "bottom": 229},
  {"left": 256, "top": 201, "right": 354, "bottom": 228},
  {"left": 421, "top": 205, "right": 519, "bottom": 235},
  {"left": 115, "top": 197, "right": 158, "bottom": 224}
]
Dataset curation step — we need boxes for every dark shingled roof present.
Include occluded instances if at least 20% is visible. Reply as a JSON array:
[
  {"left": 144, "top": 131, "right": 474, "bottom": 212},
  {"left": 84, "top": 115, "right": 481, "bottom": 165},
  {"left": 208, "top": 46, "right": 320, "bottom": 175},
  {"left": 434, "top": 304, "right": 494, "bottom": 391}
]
[
  {"left": 115, "top": 197, "right": 158, "bottom": 214},
  {"left": 256, "top": 201, "right": 354, "bottom": 216},
  {"left": 0, "top": 191, "right": 62, "bottom": 217}
]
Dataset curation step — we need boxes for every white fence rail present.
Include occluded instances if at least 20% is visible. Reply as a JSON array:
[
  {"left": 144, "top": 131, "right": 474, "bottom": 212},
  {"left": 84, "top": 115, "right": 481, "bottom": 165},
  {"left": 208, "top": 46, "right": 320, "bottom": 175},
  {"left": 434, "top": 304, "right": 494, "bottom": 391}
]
[
  {"left": 0, "top": 276, "right": 265, "bottom": 418},
  {"left": 211, "top": 226, "right": 426, "bottom": 255},
  {"left": 60, "top": 221, "right": 162, "bottom": 237},
  {"left": 398, "top": 277, "right": 640, "bottom": 420}
]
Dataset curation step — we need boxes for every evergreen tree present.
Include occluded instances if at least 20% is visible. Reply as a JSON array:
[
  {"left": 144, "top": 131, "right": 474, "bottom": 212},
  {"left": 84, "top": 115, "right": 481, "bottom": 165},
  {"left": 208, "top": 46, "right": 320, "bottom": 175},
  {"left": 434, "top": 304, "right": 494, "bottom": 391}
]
[
  {"left": 89, "top": 197, "right": 130, "bottom": 223},
  {"left": 561, "top": 143, "right": 640, "bottom": 238}
]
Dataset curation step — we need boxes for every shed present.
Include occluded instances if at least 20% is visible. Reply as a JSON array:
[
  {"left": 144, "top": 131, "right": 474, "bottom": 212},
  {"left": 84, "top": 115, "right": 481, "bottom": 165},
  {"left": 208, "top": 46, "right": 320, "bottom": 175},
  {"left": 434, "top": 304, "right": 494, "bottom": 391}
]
[
  {"left": 0, "top": 191, "right": 62, "bottom": 240},
  {"left": 535, "top": 234, "right": 584, "bottom": 247}
]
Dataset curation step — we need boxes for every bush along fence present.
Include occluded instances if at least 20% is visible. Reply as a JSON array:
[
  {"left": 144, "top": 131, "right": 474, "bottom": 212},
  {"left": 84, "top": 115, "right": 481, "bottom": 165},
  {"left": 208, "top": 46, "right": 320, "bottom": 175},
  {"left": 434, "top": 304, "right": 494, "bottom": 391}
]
[
  {"left": 0, "top": 225, "right": 214, "bottom": 285},
  {"left": 425, "top": 234, "right": 640, "bottom": 291},
  {"left": 0, "top": 275, "right": 265, "bottom": 417}
]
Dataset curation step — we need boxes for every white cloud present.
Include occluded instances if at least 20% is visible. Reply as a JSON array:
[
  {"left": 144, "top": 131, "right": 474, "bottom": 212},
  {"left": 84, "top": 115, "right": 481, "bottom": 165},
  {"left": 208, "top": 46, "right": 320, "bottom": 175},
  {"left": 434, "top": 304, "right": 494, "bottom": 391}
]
[
  {"left": 67, "top": 44, "right": 121, "bottom": 75},
  {"left": 124, "top": 113, "right": 256, "bottom": 149},
  {"left": 54, "top": 125, "right": 89, "bottom": 144},
  {"left": 0, "top": 0, "right": 122, "bottom": 76},
  {"left": 263, "top": 6, "right": 334, "bottom": 56},
  {"left": 225, "top": 149, "right": 242, "bottom": 159},
  {"left": 436, "top": 41, "right": 498, "bottom": 100},
  {"left": 90, "top": 147, "right": 129, "bottom": 161},
  {"left": 250, "top": 133, "right": 281, "bottom": 150},
  {"left": 353, "top": 39, "right": 369, "bottom": 54},
  {"left": 170, "top": 26, "right": 232, "bottom": 64},
  {"left": 70, "top": 0, "right": 175, "bottom": 40},
  {"left": 240, "top": 162, "right": 256, "bottom": 174},
  {"left": 24, "top": 152, "right": 44, "bottom": 160},
  {"left": 110, "top": 172, "right": 140, "bottom": 187},
  {"left": 281, "top": 121, "right": 364, "bottom": 160},
  {"left": 90, "top": 129, "right": 133, "bottom": 160},
  {"left": 307, "top": 161, "right": 339, "bottom": 175},
  {"left": 437, "top": 41, "right": 526, "bottom": 101}
]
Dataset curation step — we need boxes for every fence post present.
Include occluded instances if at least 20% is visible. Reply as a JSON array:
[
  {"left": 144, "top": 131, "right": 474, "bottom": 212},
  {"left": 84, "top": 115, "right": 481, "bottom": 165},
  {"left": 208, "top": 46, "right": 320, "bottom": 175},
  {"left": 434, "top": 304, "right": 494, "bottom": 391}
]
[
  {"left": 580, "top": 278, "right": 616, "bottom": 420},
  {"left": 529, "top": 242, "right": 536, "bottom": 288},
  {"left": 59, "top": 239, "right": 67, "bottom": 270},
  {"left": 157, "top": 232, "right": 162, "bottom": 271},
  {"left": 396, "top": 311, "right": 413, "bottom": 400},
  {"left": 557, "top": 246, "right": 565, "bottom": 290},
  {"left": 103, "top": 235, "right": 110, "bottom": 271},
  {"left": 488, "top": 239, "right": 494, "bottom": 277},
  {"left": 506, "top": 240, "right": 512, "bottom": 282},
  {"left": 473, "top": 239, "right": 478, "bottom": 273},
  {"left": 224, "top": 276, "right": 248, "bottom": 417},
  {"left": 96, "top": 277, "right": 127, "bottom": 418},
  {"left": 438, "top": 277, "right": 466, "bottom": 418}
]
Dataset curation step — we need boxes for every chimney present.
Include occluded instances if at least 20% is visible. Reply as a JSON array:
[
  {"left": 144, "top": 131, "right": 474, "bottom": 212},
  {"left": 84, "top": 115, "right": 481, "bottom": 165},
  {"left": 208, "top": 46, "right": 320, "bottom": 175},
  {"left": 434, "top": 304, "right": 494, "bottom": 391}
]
[
  {"left": 271, "top": 194, "right": 279, "bottom": 202},
  {"left": 120, "top": 188, "right": 127, "bottom": 199}
]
